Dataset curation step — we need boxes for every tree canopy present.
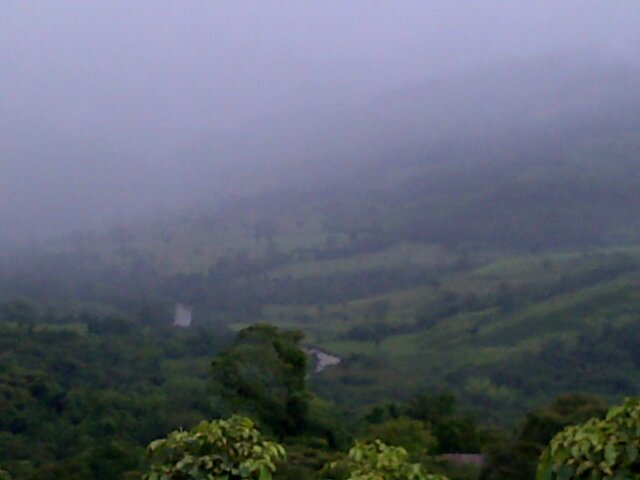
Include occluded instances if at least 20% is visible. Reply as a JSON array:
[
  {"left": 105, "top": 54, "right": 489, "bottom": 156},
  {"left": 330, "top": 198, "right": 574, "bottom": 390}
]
[{"left": 210, "top": 324, "right": 309, "bottom": 436}]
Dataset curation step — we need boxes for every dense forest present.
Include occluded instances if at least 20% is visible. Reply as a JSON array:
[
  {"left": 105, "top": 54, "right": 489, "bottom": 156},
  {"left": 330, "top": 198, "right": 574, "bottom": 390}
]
[{"left": 0, "top": 308, "right": 637, "bottom": 479}]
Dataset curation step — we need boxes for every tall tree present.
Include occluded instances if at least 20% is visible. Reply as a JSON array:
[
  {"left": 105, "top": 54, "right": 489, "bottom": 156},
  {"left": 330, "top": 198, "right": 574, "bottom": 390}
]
[{"left": 211, "top": 324, "right": 309, "bottom": 436}]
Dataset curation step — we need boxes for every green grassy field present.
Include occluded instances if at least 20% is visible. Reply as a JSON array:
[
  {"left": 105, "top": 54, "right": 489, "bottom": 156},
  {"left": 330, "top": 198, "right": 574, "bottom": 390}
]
[
  {"left": 270, "top": 242, "right": 454, "bottom": 279},
  {"left": 249, "top": 246, "right": 640, "bottom": 419}
]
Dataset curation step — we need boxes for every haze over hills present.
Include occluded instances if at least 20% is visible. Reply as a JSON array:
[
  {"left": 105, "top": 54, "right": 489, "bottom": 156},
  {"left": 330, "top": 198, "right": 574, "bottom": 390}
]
[
  {"left": 2, "top": 53, "right": 640, "bottom": 413},
  {"left": 2, "top": 3, "right": 640, "bottom": 479},
  {"left": 62, "top": 52, "right": 640, "bottom": 250},
  {"left": 2, "top": 51, "right": 640, "bottom": 246}
]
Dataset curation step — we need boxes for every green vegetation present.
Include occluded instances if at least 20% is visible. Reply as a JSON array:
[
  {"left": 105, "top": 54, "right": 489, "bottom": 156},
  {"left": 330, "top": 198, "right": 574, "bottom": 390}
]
[
  {"left": 0, "top": 300, "right": 229, "bottom": 479},
  {"left": 481, "top": 395, "right": 608, "bottom": 480},
  {"left": 327, "top": 440, "right": 449, "bottom": 480},
  {"left": 537, "top": 398, "right": 640, "bottom": 479},
  {"left": 211, "top": 324, "right": 310, "bottom": 436},
  {"left": 138, "top": 396, "right": 640, "bottom": 480},
  {"left": 0, "top": 294, "right": 637, "bottom": 479},
  {"left": 1, "top": 110, "right": 640, "bottom": 478},
  {"left": 143, "top": 416, "right": 286, "bottom": 480}
]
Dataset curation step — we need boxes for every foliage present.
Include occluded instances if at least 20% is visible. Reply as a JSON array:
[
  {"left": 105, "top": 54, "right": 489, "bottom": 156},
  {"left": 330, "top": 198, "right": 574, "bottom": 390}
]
[
  {"left": 143, "top": 415, "right": 286, "bottom": 480},
  {"left": 365, "top": 417, "right": 435, "bottom": 456},
  {"left": 404, "top": 394, "right": 483, "bottom": 454},
  {"left": 2, "top": 107, "right": 640, "bottom": 480},
  {"left": 521, "top": 394, "right": 608, "bottom": 447},
  {"left": 0, "top": 287, "right": 638, "bottom": 480},
  {"left": 536, "top": 397, "right": 640, "bottom": 479},
  {"left": 0, "top": 467, "right": 11, "bottom": 480},
  {"left": 0, "top": 300, "right": 228, "bottom": 479},
  {"left": 211, "top": 324, "right": 310, "bottom": 436},
  {"left": 481, "top": 394, "right": 607, "bottom": 480},
  {"left": 273, "top": 441, "right": 344, "bottom": 480},
  {"left": 327, "top": 440, "right": 449, "bottom": 480}
]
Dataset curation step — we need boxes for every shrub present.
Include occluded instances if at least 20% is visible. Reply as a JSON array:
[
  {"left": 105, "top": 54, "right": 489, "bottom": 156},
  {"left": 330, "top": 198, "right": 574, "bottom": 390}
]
[
  {"left": 326, "top": 440, "right": 449, "bottom": 480},
  {"left": 536, "top": 397, "right": 640, "bottom": 479},
  {"left": 143, "top": 415, "right": 286, "bottom": 480}
]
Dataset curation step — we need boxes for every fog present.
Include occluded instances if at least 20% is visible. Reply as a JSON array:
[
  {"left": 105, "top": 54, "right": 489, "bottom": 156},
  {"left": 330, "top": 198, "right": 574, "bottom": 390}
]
[{"left": 2, "top": 1, "right": 640, "bottom": 245}]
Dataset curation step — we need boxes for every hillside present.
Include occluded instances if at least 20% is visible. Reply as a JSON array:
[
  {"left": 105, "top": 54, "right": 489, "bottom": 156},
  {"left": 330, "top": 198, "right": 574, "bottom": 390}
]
[
  {"left": 2, "top": 56, "right": 640, "bottom": 423},
  {"left": 5, "top": 3, "right": 640, "bottom": 478}
]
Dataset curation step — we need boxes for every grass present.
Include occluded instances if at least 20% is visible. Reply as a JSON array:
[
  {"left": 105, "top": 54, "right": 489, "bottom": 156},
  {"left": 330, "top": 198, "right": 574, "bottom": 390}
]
[
  {"left": 270, "top": 242, "right": 453, "bottom": 279},
  {"left": 261, "top": 247, "right": 640, "bottom": 358},
  {"left": 50, "top": 214, "right": 640, "bottom": 416},
  {"left": 277, "top": 247, "right": 640, "bottom": 416}
]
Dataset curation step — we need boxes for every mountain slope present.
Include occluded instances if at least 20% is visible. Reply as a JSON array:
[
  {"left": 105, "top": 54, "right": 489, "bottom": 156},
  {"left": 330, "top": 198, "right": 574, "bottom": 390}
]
[{"left": 2, "top": 53, "right": 640, "bottom": 418}]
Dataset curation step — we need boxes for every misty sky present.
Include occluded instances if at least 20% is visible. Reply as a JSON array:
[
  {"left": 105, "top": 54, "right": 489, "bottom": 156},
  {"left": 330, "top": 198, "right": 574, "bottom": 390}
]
[{"left": 2, "top": 1, "right": 640, "bottom": 244}]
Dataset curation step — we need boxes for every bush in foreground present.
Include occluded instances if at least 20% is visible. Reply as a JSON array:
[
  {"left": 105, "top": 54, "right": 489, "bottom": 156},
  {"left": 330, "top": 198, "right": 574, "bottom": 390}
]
[
  {"left": 325, "top": 439, "right": 449, "bottom": 480},
  {"left": 143, "top": 415, "right": 286, "bottom": 480},
  {"left": 536, "top": 397, "right": 640, "bottom": 479}
]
